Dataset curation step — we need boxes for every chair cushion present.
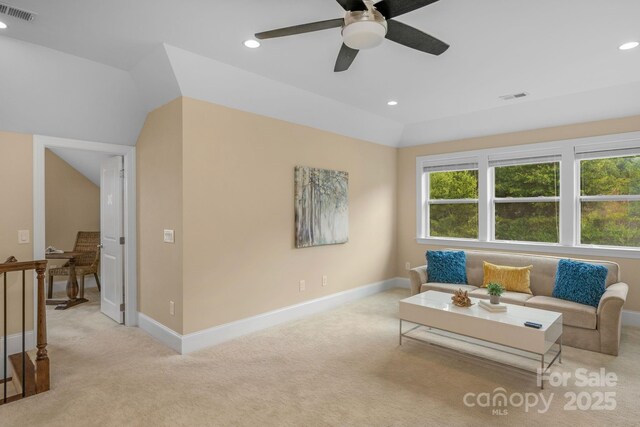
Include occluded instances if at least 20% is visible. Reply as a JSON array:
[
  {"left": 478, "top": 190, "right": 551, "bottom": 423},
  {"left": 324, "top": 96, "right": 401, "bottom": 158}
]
[
  {"left": 482, "top": 261, "right": 533, "bottom": 294},
  {"left": 426, "top": 250, "right": 467, "bottom": 284},
  {"left": 421, "top": 283, "right": 477, "bottom": 295},
  {"left": 525, "top": 296, "right": 597, "bottom": 329},
  {"left": 469, "top": 288, "right": 533, "bottom": 306},
  {"left": 552, "top": 259, "right": 607, "bottom": 308}
]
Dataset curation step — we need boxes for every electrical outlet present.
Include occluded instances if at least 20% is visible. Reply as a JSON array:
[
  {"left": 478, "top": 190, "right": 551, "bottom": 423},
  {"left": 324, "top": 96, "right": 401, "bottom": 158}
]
[
  {"left": 299, "top": 280, "right": 306, "bottom": 292},
  {"left": 169, "top": 300, "right": 175, "bottom": 316},
  {"left": 405, "top": 262, "right": 411, "bottom": 270},
  {"left": 163, "top": 229, "right": 175, "bottom": 243},
  {"left": 322, "top": 276, "right": 327, "bottom": 287}
]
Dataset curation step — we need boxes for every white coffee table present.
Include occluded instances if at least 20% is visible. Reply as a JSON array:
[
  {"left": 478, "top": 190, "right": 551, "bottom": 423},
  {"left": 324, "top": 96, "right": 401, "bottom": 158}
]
[{"left": 399, "top": 291, "right": 562, "bottom": 389}]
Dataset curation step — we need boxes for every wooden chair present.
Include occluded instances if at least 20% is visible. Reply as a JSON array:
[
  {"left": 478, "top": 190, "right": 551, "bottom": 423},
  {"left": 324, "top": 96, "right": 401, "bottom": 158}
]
[{"left": 47, "top": 231, "right": 101, "bottom": 299}]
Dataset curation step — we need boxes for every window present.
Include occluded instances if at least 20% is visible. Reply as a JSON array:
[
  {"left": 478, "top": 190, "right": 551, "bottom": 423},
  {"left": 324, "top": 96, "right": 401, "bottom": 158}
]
[
  {"left": 490, "top": 156, "right": 560, "bottom": 243},
  {"left": 424, "top": 161, "right": 478, "bottom": 239},
  {"left": 416, "top": 132, "right": 640, "bottom": 258},
  {"left": 578, "top": 150, "right": 640, "bottom": 247}
]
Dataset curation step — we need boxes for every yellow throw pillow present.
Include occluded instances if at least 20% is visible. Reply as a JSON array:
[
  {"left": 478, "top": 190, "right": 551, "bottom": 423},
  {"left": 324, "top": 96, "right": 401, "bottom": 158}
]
[{"left": 482, "top": 261, "right": 533, "bottom": 295}]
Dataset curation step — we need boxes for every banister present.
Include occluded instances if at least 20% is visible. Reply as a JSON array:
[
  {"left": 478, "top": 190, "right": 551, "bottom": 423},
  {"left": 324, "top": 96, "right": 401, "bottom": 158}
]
[
  {"left": 0, "top": 259, "right": 47, "bottom": 274},
  {"left": 35, "top": 262, "right": 49, "bottom": 393},
  {"left": 0, "top": 256, "right": 50, "bottom": 400}
]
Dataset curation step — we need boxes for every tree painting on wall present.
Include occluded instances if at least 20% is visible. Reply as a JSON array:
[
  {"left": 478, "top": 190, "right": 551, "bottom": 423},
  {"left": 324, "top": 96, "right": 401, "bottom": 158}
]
[{"left": 295, "top": 166, "right": 349, "bottom": 248}]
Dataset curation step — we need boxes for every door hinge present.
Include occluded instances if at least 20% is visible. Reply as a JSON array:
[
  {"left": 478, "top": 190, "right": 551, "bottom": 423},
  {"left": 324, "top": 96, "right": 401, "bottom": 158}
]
[
  {"left": 120, "top": 237, "right": 125, "bottom": 245},
  {"left": 120, "top": 169, "right": 125, "bottom": 178},
  {"left": 120, "top": 303, "right": 125, "bottom": 312}
]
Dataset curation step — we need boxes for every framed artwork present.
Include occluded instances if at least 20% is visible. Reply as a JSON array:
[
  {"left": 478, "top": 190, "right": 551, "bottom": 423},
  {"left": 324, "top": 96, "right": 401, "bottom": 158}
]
[{"left": 295, "top": 166, "right": 349, "bottom": 248}]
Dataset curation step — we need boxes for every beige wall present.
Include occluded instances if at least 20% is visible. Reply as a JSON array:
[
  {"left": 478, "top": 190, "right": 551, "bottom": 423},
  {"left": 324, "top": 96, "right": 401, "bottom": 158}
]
[
  {"left": 178, "top": 97, "right": 397, "bottom": 334},
  {"left": 0, "top": 131, "right": 34, "bottom": 333},
  {"left": 4, "top": 98, "right": 639, "bottom": 340},
  {"left": 137, "top": 98, "right": 184, "bottom": 333},
  {"left": 45, "top": 149, "right": 100, "bottom": 254},
  {"left": 397, "top": 115, "right": 640, "bottom": 311}
]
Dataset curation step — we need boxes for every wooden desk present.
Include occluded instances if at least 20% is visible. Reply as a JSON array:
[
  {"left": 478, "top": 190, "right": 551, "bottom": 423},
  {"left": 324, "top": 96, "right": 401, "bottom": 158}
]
[{"left": 45, "top": 252, "right": 88, "bottom": 310}]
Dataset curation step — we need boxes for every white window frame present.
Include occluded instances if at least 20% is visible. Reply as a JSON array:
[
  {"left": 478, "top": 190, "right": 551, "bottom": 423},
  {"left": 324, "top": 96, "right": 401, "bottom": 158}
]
[
  {"left": 576, "top": 149, "right": 640, "bottom": 246},
  {"left": 416, "top": 131, "right": 640, "bottom": 259},
  {"left": 490, "top": 154, "right": 561, "bottom": 243},
  {"left": 424, "top": 164, "right": 479, "bottom": 241}
]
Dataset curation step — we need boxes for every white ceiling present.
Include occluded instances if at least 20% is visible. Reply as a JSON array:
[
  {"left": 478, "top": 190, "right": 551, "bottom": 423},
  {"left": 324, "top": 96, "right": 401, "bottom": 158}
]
[{"left": 2, "top": 0, "right": 640, "bottom": 146}]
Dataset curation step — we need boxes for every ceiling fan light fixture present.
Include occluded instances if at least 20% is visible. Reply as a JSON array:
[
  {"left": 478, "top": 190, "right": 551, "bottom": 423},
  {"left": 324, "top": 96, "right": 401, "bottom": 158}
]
[
  {"left": 341, "top": 2, "right": 388, "bottom": 51},
  {"left": 342, "top": 20, "right": 387, "bottom": 50}
]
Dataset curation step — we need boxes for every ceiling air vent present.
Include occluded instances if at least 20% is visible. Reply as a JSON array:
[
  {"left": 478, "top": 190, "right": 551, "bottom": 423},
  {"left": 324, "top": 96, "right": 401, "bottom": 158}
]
[
  {"left": 499, "top": 92, "right": 529, "bottom": 101},
  {"left": 0, "top": 2, "right": 36, "bottom": 21}
]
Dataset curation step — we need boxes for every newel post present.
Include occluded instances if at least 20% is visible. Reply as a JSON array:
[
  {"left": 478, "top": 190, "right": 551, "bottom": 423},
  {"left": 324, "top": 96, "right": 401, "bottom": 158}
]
[{"left": 35, "top": 263, "right": 50, "bottom": 392}]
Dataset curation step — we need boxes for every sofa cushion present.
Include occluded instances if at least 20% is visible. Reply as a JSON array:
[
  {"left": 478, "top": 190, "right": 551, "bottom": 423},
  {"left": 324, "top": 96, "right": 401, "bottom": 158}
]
[
  {"left": 482, "top": 261, "right": 533, "bottom": 294},
  {"left": 553, "top": 259, "right": 607, "bottom": 308},
  {"left": 525, "top": 296, "right": 597, "bottom": 330},
  {"left": 462, "top": 249, "right": 620, "bottom": 297},
  {"left": 421, "top": 283, "right": 477, "bottom": 295},
  {"left": 469, "top": 288, "right": 533, "bottom": 306},
  {"left": 426, "top": 250, "right": 467, "bottom": 284}
]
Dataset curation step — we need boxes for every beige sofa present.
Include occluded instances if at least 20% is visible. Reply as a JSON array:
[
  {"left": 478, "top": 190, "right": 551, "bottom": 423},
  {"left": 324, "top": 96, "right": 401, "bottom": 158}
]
[{"left": 409, "top": 250, "right": 629, "bottom": 355}]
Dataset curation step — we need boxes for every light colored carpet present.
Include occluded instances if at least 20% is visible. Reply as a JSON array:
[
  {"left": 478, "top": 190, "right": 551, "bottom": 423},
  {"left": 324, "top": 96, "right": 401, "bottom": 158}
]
[{"left": 1, "top": 287, "right": 638, "bottom": 426}]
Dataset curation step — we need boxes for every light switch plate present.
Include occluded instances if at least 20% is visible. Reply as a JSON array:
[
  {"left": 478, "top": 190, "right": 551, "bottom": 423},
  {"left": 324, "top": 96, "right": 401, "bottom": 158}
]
[
  {"left": 163, "top": 229, "right": 175, "bottom": 243},
  {"left": 18, "top": 229, "right": 30, "bottom": 244}
]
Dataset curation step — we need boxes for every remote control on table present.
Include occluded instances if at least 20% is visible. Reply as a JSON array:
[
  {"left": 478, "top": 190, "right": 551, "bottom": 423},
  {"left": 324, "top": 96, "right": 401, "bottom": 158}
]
[{"left": 524, "top": 321, "right": 542, "bottom": 329}]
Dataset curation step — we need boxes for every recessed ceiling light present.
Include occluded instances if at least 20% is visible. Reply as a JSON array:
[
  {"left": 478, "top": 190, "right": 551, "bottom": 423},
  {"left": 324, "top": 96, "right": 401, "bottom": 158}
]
[
  {"left": 0, "top": 21, "right": 7, "bottom": 30},
  {"left": 243, "top": 39, "right": 261, "bottom": 49},
  {"left": 619, "top": 41, "right": 639, "bottom": 51},
  {"left": 387, "top": 100, "right": 398, "bottom": 106}
]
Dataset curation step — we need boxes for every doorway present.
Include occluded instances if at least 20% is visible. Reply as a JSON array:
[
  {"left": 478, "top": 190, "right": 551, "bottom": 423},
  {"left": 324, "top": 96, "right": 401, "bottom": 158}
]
[
  {"left": 33, "top": 135, "right": 137, "bottom": 332},
  {"left": 44, "top": 148, "right": 103, "bottom": 314}
]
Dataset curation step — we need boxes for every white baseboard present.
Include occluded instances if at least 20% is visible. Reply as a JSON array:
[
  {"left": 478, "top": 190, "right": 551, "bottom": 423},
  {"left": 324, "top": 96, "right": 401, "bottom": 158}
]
[
  {"left": 622, "top": 310, "right": 640, "bottom": 327},
  {"left": 0, "top": 331, "right": 35, "bottom": 380},
  {"left": 138, "top": 277, "right": 407, "bottom": 354},
  {"left": 135, "top": 278, "right": 640, "bottom": 353},
  {"left": 137, "top": 313, "right": 182, "bottom": 353},
  {"left": 396, "top": 277, "right": 411, "bottom": 289}
]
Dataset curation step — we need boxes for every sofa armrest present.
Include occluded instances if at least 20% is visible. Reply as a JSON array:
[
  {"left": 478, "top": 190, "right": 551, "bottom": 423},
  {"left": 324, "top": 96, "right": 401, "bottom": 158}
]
[
  {"left": 409, "top": 265, "right": 427, "bottom": 296},
  {"left": 597, "top": 282, "right": 628, "bottom": 356}
]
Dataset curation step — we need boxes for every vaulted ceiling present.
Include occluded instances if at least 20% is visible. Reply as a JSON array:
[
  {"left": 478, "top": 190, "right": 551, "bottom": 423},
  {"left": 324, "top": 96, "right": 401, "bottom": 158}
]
[{"left": 2, "top": 0, "right": 640, "bottom": 147}]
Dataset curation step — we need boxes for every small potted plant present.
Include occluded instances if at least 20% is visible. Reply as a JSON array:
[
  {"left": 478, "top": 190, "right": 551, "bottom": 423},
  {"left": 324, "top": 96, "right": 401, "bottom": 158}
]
[{"left": 487, "top": 282, "right": 505, "bottom": 304}]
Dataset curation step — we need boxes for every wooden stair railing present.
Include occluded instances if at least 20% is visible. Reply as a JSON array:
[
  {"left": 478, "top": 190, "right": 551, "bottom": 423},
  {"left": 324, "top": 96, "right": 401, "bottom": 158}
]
[{"left": 0, "top": 256, "right": 49, "bottom": 405}]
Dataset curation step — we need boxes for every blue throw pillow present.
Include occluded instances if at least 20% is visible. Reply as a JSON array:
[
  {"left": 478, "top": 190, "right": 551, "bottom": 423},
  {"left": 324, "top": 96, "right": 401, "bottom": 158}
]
[
  {"left": 426, "top": 250, "right": 467, "bottom": 284},
  {"left": 552, "top": 259, "right": 607, "bottom": 308}
]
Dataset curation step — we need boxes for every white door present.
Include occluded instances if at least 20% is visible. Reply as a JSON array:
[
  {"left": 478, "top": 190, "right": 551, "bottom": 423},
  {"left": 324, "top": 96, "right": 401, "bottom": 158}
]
[{"left": 100, "top": 156, "right": 124, "bottom": 323}]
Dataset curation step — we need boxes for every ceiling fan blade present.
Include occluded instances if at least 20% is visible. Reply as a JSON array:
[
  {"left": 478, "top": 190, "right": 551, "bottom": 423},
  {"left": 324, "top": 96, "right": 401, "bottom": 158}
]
[
  {"left": 334, "top": 43, "right": 359, "bottom": 72},
  {"left": 374, "top": 0, "right": 440, "bottom": 19},
  {"left": 255, "top": 18, "right": 344, "bottom": 40},
  {"left": 335, "top": 0, "right": 367, "bottom": 11},
  {"left": 385, "top": 20, "right": 449, "bottom": 55}
]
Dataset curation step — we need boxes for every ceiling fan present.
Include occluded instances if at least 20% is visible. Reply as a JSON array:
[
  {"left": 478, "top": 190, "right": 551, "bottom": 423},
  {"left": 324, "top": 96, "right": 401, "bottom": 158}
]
[{"left": 255, "top": 0, "right": 449, "bottom": 72}]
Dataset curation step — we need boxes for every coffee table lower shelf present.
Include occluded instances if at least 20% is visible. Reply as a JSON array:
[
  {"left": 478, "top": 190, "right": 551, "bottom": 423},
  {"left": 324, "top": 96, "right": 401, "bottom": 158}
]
[{"left": 399, "top": 319, "right": 562, "bottom": 389}]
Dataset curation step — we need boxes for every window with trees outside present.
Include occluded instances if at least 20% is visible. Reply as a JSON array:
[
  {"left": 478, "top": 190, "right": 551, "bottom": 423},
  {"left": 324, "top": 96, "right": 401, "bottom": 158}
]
[
  {"left": 579, "top": 152, "right": 640, "bottom": 247},
  {"left": 416, "top": 133, "right": 640, "bottom": 258},
  {"left": 427, "top": 164, "right": 478, "bottom": 239},
  {"left": 492, "top": 156, "right": 560, "bottom": 243}
]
